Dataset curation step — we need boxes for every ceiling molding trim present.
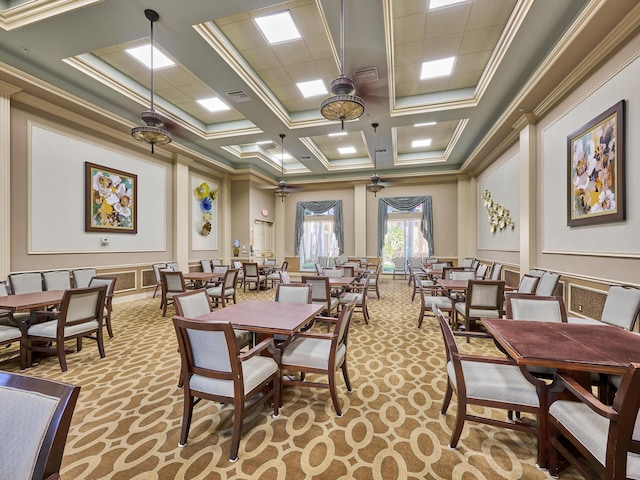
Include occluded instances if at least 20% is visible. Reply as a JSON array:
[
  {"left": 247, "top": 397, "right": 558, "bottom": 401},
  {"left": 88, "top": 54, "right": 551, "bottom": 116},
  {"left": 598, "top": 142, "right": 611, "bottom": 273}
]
[
  {"left": 0, "top": 0, "right": 101, "bottom": 31},
  {"left": 533, "top": 2, "right": 640, "bottom": 120},
  {"left": 63, "top": 56, "right": 262, "bottom": 140},
  {"left": 298, "top": 136, "right": 373, "bottom": 172},
  {"left": 220, "top": 145, "right": 311, "bottom": 175},
  {"left": 194, "top": 21, "right": 331, "bottom": 130}
]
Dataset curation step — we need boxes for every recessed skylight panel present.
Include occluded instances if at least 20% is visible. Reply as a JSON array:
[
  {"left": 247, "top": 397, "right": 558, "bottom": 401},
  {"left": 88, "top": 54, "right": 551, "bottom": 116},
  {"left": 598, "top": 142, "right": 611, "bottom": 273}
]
[
  {"left": 338, "top": 146, "right": 356, "bottom": 155},
  {"left": 197, "top": 97, "right": 231, "bottom": 112},
  {"left": 412, "top": 139, "right": 432, "bottom": 148},
  {"left": 428, "top": 0, "right": 468, "bottom": 10},
  {"left": 296, "top": 79, "right": 327, "bottom": 98},
  {"left": 420, "top": 57, "right": 455, "bottom": 79},
  {"left": 126, "top": 45, "right": 175, "bottom": 69},
  {"left": 255, "top": 10, "right": 301, "bottom": 44}
]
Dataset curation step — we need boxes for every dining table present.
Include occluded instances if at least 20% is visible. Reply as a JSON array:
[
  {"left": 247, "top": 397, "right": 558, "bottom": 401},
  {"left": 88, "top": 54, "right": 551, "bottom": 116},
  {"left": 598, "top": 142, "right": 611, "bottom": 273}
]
[
  {"left": 195, "top": 299, "right": 323, "bottom": 337},
  {"left": 0, "top": 290, "right": 65, "bottom": 331},
  {"left": 183, "top": 272, "right": 224, "bottom": 288}
]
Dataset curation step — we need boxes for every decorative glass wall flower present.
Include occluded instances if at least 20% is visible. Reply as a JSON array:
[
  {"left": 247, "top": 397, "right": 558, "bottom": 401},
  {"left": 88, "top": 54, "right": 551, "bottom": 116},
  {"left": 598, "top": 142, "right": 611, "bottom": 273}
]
[
  {"left": 193, "top": 182, "right": 218, "bottom": 236},
  {"left": 481, "top": 189, "right": 515, "bottom": 233}
]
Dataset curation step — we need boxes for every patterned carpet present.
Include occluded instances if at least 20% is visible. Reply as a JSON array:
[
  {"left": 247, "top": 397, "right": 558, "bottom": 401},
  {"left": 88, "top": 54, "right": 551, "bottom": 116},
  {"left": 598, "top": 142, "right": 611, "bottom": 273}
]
[{"left": 1, "top": 275, "right": 581, "bottom": 479}]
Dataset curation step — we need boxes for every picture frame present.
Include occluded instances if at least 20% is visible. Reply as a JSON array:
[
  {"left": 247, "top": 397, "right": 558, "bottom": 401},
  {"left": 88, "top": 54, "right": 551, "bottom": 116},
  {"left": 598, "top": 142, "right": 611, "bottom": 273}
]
[
  {"left": 567, "top": 100, "right": 625, "bottom": 227},
  {"left": 85, "top": 162, "right": 137, "bottom": 233}
]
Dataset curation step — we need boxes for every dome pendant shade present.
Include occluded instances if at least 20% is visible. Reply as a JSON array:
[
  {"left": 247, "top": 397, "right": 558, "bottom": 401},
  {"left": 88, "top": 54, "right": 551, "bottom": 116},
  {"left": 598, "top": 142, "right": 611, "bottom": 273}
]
[{"left": 131, "top": 9, "right": 172, "bottom": 154}]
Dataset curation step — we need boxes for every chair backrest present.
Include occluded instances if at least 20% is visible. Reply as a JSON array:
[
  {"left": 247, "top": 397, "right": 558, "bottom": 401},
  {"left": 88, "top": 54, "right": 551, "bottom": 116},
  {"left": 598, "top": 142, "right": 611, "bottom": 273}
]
[
  {"left": 476, "top": 264, "right": 488, "bottom": 279},
  {"left": 334, "top": 299, "right": 357, "bottom": 351},
  {"left": 152, "top": 263, "right": 167, "bottom": 283},
  {"left": 517, "top": 274, "right": 541, "bottom": 294},
  {"left": 393, "top": 257, "right": 406, "bottom": 270},
  {"left": 409, "top": 257, "right": 423, "bottom": 268},
  {"left": 528, "top": 269, "right": 546, "bottom": 278},
  {"left": 324, "top": 269, "right": 342, "bottom": 278},
  {"left": 600, "top": 285, "right": 640, "bottom": 330},
  {"left": 279, "top": 270, "right": 292, "bottom": 284},
  {"left": 166, "top": 262, "right": 180, "bottom": 271},
  {"left": 0, "top": 281, "right": 8, "bottom": 297},
  {"left": 431, "top": 262, "right": 448, "bottom": 272},
  {"left": 490, "top": 263, "right": 503, "bottom": 280},
  {"left": 302, "top": 276, "right": 331, "bottom": 303},
  {"left": 464, "top": 280, "right": 505, "bottom": 315},
  {"left": 264, "top": 258, "right": 277, "bottom": 266},
  {"left": 243, "top": 263, "right": 259, "bottom": 278},
  {"left": 280, "top": 261, "right": 289, "bottom": 272},
  {"left": 460, "top": 257, "right": 475, "bottom": 268},
  {"left": 173, "top": 289, "right": 212, "bottom": 318},
  {"left": 222, "top": 269, "right": 239, "bottom": 289},
  {"left": 317, "top": 256, "right": 329, "bottom": 269},
  {"left": 535, "top": 271, "right": 560, "bottom": 296},
  {"left": 9, "top": 272, "right": 43, "bottom": 294},
  {"left": 314, "top": 263, "right": 324, "bottom": 275},
  {"left": 173, "top": 317, "right": 239, "bottom": 387},
  {"left": 161, "top": 270, "right": 186, "bottom": 294},
  {"left": 42, "top": 270, "right": 72, "bottom": 291},
  {"left": 505, "top": 294, "right": 567, "bottom": 322},
  {"left": 59, "top": 285, "right": 106, "bottom": 328},
  {"left": 213, "top": 265, "right": 229, "bottom": 274},
  {"left": 275, "top": 283, "right": 313, "bottom": 304},
  {"left": 451, "top": 270, "right": 476, "bottom": 281},
  {"left": 342, "top": 265, "right": 355, "bottom": 277},
  {"left": 433, "top": 305, "right": 459, "bottom": 364},
  {"left": 88, "top": 276, "right": 117, "bottom": 297},
  {"left": 211, "top": 259, "right": 222, "bottom": 266},
  {"left": 0, "top": 371, "right": 80, "bottom": 480},
  {"left": 72, "top": 268, "right": 97, "bottom": 288},
  {"left": 200, "top": 259, "right": 213, "bottom": 273}
]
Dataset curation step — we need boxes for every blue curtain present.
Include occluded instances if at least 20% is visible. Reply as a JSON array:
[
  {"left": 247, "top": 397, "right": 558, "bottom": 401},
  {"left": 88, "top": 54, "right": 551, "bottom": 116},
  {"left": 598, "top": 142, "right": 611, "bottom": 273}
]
[
  {"left": 294, "top": 200, "right": 344, "bottom": 256},
  {"left": 377, "top": 196, "right": 433, "bottom": 257}
]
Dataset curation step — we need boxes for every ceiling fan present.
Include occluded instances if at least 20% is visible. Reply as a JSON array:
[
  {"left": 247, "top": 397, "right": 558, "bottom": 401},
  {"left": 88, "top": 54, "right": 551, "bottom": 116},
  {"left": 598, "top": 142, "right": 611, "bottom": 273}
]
[
  {"left": 366, "top": 122, "right": 385, "bottom": 196},
  {"left": 274, "top": 133, "right": 291, "bottom": 201},
  {"left": 319, "top": 0, "right": 365, "bottom": 129}
]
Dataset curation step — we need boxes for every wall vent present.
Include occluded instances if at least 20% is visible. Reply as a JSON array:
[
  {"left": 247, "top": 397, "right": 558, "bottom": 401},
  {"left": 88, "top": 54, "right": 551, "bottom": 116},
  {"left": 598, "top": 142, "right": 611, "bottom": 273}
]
[
  {"left": 227, "top": 90, "right": 252, "bottom": 102},
  {"left": 354, "top": 67, "right": 379, "bottom": 84}
]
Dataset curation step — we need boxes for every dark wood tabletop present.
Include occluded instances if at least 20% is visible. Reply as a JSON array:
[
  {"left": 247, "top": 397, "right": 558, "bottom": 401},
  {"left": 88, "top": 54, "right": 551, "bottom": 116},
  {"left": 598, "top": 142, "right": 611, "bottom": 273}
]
[
  {"left": 0, "top": 290, "right": 64, "bottom": 312},
  {"left": 482, "top": 318, "right": 640, "bottom": 375},
  {"left": 183, "top": 272, "right": 224, "bottom": 281},
  {"left": 195, "top": 300, "right": 322, "bottom": 336}
]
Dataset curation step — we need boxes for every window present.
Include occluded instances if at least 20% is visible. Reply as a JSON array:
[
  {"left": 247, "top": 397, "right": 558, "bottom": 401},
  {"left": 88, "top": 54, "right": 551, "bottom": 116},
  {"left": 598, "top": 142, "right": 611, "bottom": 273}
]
[
  {"left": 382, "top": 205, "right": 429, "bottom": 273},
  {"left": 299, "top": 209, "right": 339, "bottom": 270}
]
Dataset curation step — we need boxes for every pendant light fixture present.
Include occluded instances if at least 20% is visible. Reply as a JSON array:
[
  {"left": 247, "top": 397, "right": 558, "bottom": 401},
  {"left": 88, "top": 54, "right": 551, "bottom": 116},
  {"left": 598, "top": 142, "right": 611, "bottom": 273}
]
[
  {"left": 131, "top": 9, "right": 172, "bottom": 154},
  {"left": 320, "top": 0, "right": 365, "bottom": 129},
  {"left": 366, "top": 122, "right": 384, "bottom": 196},
  {"left": 274, "top": 133, "right": 291, "bottom": 201}
]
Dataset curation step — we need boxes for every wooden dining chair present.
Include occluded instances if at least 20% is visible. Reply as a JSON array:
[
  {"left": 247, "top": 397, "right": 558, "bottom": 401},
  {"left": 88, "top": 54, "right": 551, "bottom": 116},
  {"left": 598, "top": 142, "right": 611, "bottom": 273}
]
[
  {"left": 0, "top": 371, "right": 80, "bottom": 480},
  {"left": 511, "top": 274, "right": 541, "bottom": 295},
  {"left": 172, "top": 316, "right": 279, "bottom": 461},
  {"left": 505, "top": 294, "right": 567, "bottom": 322},
  {"left": 548, "top": 362, "right": 640, "bottom": 479},
  {"left": 72, "top": 268, "right": 97, "bottom": 288},
  {"left": 8, "top": 272, "right": 43, "bottom": 294},
  {"left": 200, "top": 259, "right": 213, "bottom": 273},
  {"left": 151, "top": 263, "right": 167, "bottom": 298},
  {"left": 25, "top": 285, "right": 107, "bottom": 372},
  {"left": 160, "top": 270, "right": 186, "bottom": 317},
  {"left": 42, "top": 270, "right": 72, "bottom": 291},
  {"left": 339, "top": 273, "right": 371, "bottom": 325},
  {"left": 434, "top": 305, "right": 546, "bottom": 464},
  {"left": 242, "top": 263, "right": 266, "bottom": 291},
  {"left": 277, "top": 299, "right": 357, "bottom": 416},
  {"left": 416, "top": 273, "right": 452, "bottom": 328},
  {"left": 301, "top": 276, "right": 339, "bottom": 317},
  {"left": 206, "top": 269, "right": 238, "bottom": 308},
  {"left": 88, "top": 276, "right": 118, "bottom": 338},
  {"left": 453, "top": 280, "right": 505, "bottom": 337}
]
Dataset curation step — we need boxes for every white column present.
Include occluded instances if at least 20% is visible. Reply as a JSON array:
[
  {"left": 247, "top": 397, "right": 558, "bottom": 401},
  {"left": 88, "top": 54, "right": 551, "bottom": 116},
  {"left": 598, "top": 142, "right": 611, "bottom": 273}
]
[
  {"left": 518, "top": 114, "right": 537, "bottom": 275},
  {"left": 174, "top": 155, "right": 191, "bottom": 271},
  {"left": 457, "top": 176, "right": 477, "bottom": 263},
  {"left": 354, "top": 183, "right": 367, "bottom": 256},
  {"left": 221, "top": 174, "right": 232, "bottom": 264},
  {"left": 0, "top": 80, "right": 22, "bottom": 278}
]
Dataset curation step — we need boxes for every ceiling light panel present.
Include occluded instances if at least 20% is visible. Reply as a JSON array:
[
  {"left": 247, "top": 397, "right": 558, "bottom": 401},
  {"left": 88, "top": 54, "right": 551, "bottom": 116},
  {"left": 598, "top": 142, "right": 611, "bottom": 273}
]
[
  {"left": 254, "top": 10, "right": 301, "bottom": 44},
  {"left": 420, "top": 57, "right": 455, "bottom": 79},
  {"left": 126, "top": 45, "right": 175, "bottom": 69},
  {"left": 296, "top": 79, "right": 327, "bottom": 98},
  {"left": 428, "top": 0, "right": 469, "bottom": 10},
  {"left": 412, "top": 139, "right": 432, "bottom": 148},
  {"left": 338, "top": 146, "right": 356, "bottom": 155},
  {"left": 197, "top": 97, "right": 231, "bottom": 112}
]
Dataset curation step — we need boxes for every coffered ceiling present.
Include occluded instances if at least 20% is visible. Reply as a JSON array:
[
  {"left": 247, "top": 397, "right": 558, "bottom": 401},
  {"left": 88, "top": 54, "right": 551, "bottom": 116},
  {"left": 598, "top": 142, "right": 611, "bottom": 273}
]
[{"left": 0, "top": 0, "right": 632, "bottom": 188}]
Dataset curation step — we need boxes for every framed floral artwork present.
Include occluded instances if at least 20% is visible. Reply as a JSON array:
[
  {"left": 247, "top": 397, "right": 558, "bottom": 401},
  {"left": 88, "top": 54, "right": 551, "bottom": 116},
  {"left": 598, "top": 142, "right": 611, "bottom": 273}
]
[
  {"left": 567, "top": 100, "right": 625, "bottom": 227},
  {"left": 85, "top": 162, "right": 137, "bottom": 233}
]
